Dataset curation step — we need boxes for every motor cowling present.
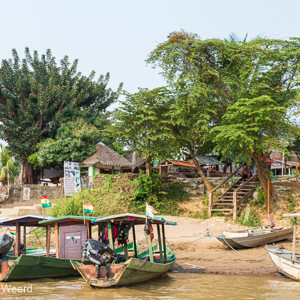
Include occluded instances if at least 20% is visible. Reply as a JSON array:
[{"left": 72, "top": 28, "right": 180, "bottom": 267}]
[
  {"left": 0, "top": 234, "right": 14, "bottom": 259},
  {"left": 82, "top": 239, "right": 116, "bottom": 266},
  {"left": 82, "top": 239, "right": 116, "bottom": 279}
]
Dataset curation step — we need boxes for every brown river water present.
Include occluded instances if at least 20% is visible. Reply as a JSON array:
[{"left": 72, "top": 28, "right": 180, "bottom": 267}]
[{"left": 1, "top": 273, "right": 300, "bottom": 300}]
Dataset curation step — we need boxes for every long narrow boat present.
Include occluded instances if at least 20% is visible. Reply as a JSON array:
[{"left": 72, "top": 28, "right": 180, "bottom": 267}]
[
  {"left": 71, "top": 213, "right": 177, "bottom": 288},
  {"left": 0, "top": 215, "right": 96, "bottom": 281},
  {"left": 266, "top": 213, "right": 300, "bottom": 280},
  {"left": 217, "top": 226, "right": 293, "bottom": 249}
]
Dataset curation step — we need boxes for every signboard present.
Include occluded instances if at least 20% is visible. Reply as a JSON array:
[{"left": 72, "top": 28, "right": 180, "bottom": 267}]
[
  {"left": 64, "top": 161, "right": 81, "bottom": 196},
  {"left": 23, "top": 187, "right": 31, "bottom": 201}
]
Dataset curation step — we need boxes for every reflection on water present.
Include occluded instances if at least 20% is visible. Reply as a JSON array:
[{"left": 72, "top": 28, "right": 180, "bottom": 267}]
[{"left": 1, "top": 273, "right": 300, "bottom": 300}]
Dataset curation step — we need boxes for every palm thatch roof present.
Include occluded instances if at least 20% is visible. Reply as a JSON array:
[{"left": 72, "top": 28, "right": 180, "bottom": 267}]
[{"left": 81, "top": 143, "right": 131, "bottom": 170}]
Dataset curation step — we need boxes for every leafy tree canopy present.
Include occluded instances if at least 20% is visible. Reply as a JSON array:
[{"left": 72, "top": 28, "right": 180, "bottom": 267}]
[
  {"left": 0, "top": 48, "right": 122, "bottom": 182},
  {"left": 111, "top": 88, "right": 174, "bottom": 175},
  {"left": 29, "top": 117, "right": 112, "bottom": 168}
]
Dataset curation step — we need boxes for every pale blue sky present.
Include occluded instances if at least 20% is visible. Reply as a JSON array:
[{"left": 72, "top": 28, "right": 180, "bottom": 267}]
[
  {"left": 0, "top": 0, "right": 299, "bottom": 142},
  {"left": 1, "top": 0, "right": 300, "bottom": 93}
]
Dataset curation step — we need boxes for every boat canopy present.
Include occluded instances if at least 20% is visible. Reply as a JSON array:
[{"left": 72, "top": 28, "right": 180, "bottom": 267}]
[
  {"left": 0, "top": 215, "right": 52, "bottom": 227},
  {"left": 38, "top": 215, "right": 96, "bottom": 226},
  {"left": 92, "top": 213, "right": 177, "bottom": 226}
]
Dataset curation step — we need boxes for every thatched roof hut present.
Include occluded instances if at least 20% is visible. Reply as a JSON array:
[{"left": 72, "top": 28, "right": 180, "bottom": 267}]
[{"left": 81, "top": 143, "right": 131, "bottom": 170}]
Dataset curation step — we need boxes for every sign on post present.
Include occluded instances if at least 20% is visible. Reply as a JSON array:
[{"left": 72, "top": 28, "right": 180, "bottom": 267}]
[{"left": 64, "top": 162, "right": 81, "bottom": 196}]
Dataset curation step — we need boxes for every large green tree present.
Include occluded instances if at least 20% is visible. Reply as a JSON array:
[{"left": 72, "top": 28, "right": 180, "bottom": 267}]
[
  {"left": 111, "top": 88, "right": 174, "bottom": 176},
  {"left": 0, "top": 48, "right": 121, "bottom": 183},
  {"left": 148, "top": 32, "right": 300, "bottom": 198},
  {"left": 147, "top": 31, "right": 245, "bottom": 191},
  {"left": 211, "top": 38, "right": 300, "bottom": 206}
]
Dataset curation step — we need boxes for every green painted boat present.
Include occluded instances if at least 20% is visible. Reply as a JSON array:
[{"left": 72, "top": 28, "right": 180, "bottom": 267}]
[
  {"left": 0, "top": 215, "right": 139, "bottom": 281},
  {"left": 0, "top": 255, "right": 80, "bottom": 281},
  {"left": 71, "top": 213, "right": 177, "bottom": 288}
]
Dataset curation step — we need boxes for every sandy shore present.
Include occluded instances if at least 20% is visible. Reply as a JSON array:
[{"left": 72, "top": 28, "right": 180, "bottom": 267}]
[{"left": 135, "top": 216, "right": 297, "bottom": 277}]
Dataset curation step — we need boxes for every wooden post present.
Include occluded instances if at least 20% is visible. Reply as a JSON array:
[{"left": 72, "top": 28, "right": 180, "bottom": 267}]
[
  {"left": 208, "top": 192, "right": 213, "bottom": 217},
  {"left": 233, "top": 191, "right": 237, "bottom": 221},
  {"left": 107, "top": 222, "right": 114, "bottom": 249},
  {"left": 15, "top": 222, "right": 20, "bottom": 256},
  {"left": 98, "top": 224, "right": 101, "bottom": 241},
  {"left": 162, "top": 223, "right": 167, "bottom": 262},
  {"left": 55, "top": 223, "right": 60, "bottom": 258},
  {"left": 23, "top": 225, "right": 26, "bottom": 253},
  {"left": 267, "top": 179, "right": 270, "bottom": 215},
  {"left": 157, "top": 224, "right": 163, "bottom": 263},
  {"left": 124, "top": 241, "right": 129, "bottom": 261},
  {"left": 132, "top": 224, "right": 138, "bottom": 258},
  {"left": 46, "top": 225, "right": 51, "bottom": 257},
  {"left": 296, "top": 164, "right": 298, "bottom": 183},
  {"left": 87, "top": 222, "right": 92, "bottom": 239},
  {"left": 292, "top": 217, "right": 297, "bottom": 262}
]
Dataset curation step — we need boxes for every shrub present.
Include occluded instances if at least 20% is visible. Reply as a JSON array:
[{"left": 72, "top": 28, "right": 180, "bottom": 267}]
[{"left": 237, "top": 209, "right": 261, "bottom": 227}]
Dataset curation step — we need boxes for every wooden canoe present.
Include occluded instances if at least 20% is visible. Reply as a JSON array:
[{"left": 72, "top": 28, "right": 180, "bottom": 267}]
[
  {"left": 217, "top": 226, "right": 293, "bottom": 249},
  {"left": 266, "top": 246, "right": 300, "bottom": 280},
  {"left": 71, "top": 256, "right": 175, "bottom": 288}
]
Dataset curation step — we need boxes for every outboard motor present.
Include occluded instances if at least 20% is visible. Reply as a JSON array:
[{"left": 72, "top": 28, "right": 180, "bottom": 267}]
[
  {"left": 82, "top": 239, "right": 116, "bottom": 279},
  {"left": 0, "top": 234, "right": 14, "bottom": 259}
]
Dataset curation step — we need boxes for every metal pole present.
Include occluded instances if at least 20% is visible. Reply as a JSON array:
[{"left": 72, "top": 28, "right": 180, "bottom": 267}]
[
  {"left": 157, "top": 224, "right": 163, "bottom": 263},
  {"left": 292, "top": 217, "right": 297, "bottom": 261},
  {"left": 162, "top": 223, "right": 167, "bottom": 262}
]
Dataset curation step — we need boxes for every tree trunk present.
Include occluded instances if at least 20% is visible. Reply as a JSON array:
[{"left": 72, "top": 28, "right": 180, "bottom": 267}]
[
  {"left": 188, "top": 147, "right": 213, "bottom": 192},
  {"left": 22, "top": 161, "right": 35, "bottom": 184},
  {"left": 253, "top": 155, "right": 278, "bottom": 211},
  {"left": 145, "top": 156, "right": 151, "bottom": 176}
]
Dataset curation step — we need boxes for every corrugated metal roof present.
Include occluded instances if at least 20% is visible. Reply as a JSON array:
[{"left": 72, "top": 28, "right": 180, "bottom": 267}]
[{"left": 196, "top": 156, "right": 222, "bottom": 165}]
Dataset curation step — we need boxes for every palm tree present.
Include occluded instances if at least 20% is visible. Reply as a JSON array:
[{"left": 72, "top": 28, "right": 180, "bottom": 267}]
[{"left": 0, "top": 145, "right": 20, "bottom": 185}]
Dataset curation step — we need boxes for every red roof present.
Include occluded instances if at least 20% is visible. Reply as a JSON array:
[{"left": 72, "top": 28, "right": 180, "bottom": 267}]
[{"left": 172, "top": 160, "right": 196, "bottom": 168}]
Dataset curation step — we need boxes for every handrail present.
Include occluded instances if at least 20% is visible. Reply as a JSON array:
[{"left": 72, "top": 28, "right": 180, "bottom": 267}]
[
  {"left": 211, "top": 164, "right": 243, "bottom": 192},
  {"left": 232, "top": 174, "right": 258, "bottom": 220},
  {"left": 234, "top": 174, "right": 258, "bottom": 193}
]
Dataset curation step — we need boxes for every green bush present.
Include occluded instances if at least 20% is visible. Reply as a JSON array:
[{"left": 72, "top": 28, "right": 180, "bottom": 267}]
[
  {"left": 50, "top": 174, "right": 189, "bottom": 217},
  {"left": 237, "top": 209, "right": 261, "bottom": 227},
  {"left": 251, "top": 185, "right": 266, "bottom": 208}
]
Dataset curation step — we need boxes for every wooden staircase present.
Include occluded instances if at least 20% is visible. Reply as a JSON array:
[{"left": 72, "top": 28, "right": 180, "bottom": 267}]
[{"left": 209, "top": 166, "right": 259, "bottom": 219}]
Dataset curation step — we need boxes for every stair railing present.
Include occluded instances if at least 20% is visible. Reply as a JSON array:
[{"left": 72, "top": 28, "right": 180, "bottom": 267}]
[
  {"left": 208, "top": 164, "right": 243, "bottom": 217},
  {"left": 232, "top": 174, "right": 258, "bottom": 220}
]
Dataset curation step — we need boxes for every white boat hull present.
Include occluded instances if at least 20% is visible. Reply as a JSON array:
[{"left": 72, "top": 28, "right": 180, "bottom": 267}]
[{"left": 266, "top": 246, "right": 300, "bottom": 280}]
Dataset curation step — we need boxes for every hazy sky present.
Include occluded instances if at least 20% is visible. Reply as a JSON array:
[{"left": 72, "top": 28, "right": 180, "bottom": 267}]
[
  {"left": 1, "top": 0, "right": 300, "bottom": 92},
  {"left": 0, "top": 0, "right": 299, "bottom": 146}
]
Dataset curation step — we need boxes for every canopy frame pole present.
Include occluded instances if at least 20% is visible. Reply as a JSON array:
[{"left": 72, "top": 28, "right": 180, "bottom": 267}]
[
  {"left": 124, "top": 241, "right": 129, "bottom": 261},
  {"left": 55, "top": 223, "right": 60, "bottom": 258},
  {"left": 15, "top": 222, "right": 20, "bottom": 256},
  {"left": 87, "top": 222, "right": 92, "bottom": 239},
  {"left": 23, "top": 225, "right": 26, "bottom": 253},
  {"left": 147, "top": 223, "right": 154, "bottom": 263},
  {"left": 292, "top": 217, "right": 297, "bottom": 261},
  {"left": 162, "top": 223, "right": 167, "bottom": 262},
  {"left": 107, "top": 222, "right": 114, "bottom": 249},
  {"left": 132, "top": 224, "right": 138, "bottom": 258},
  {"left": 98, "top": 224, "right": 101, "bottom": 241},
  {"left": 46, "top": 225, "right": 51, "bottom": 257},
  {"left": 157, "top": 224, "right": 163, "bottom": 263}
]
